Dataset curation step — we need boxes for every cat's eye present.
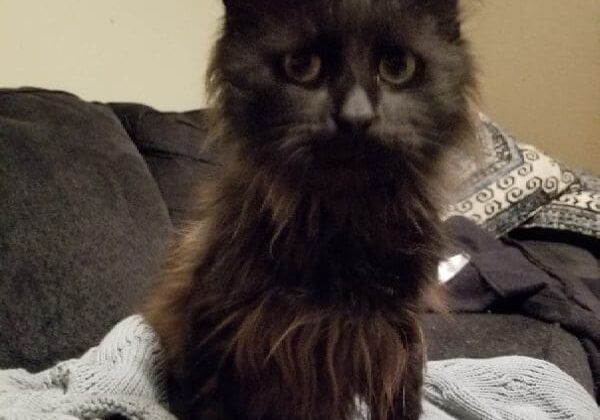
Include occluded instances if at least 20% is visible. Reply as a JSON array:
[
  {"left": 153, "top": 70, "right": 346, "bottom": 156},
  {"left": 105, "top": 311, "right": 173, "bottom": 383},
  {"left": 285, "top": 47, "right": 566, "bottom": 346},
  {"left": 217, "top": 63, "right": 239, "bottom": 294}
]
[
  {"left": 378, "top": 50, "right": 417, "bottom": 87},
  {"left": 282, "top": 52, "right": 322, "bottom": 85}
]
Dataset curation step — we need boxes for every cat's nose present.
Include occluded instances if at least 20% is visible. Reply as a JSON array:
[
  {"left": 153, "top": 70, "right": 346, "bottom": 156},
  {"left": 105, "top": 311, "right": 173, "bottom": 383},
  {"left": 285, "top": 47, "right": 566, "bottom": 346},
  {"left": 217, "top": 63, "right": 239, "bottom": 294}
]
[{"left": 336, "top": 86, "right": 375, "bottom": 132}]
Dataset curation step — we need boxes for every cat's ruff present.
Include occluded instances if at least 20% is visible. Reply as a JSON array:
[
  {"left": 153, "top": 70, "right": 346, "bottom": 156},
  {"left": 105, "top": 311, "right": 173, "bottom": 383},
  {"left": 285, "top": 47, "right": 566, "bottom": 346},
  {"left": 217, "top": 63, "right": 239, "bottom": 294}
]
[{"left": 1, "top": 315, "right": 598, "bottom": 420}]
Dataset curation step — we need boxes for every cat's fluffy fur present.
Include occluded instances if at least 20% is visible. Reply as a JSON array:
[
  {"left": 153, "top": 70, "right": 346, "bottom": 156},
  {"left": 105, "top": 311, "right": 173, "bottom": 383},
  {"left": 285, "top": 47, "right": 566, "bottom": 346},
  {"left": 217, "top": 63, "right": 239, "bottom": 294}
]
[{"left": 144, "top": 1, "right": 475, "bottom": 419}]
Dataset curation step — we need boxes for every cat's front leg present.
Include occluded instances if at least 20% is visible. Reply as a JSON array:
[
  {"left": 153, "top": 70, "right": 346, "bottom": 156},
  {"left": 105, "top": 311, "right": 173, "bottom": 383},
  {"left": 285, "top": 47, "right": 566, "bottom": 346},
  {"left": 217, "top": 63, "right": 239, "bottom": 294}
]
[
  {"left": 168, "top": 371, "right": 239, "bottom": 420},
  {"left": 388, "top": 390, "right": 422, "bottom": 420},
  {"left": 387, "top": 350, "right": 424, "bottom": 420}
]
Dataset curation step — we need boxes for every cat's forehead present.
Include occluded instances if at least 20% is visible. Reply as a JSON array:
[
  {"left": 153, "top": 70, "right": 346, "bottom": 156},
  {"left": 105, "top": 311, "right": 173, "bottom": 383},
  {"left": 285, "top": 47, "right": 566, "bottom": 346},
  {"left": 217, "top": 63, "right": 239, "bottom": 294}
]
[
  {"left": 225, "top": 0, "right": 453, "bottom": 25},
  {"left": 226, "top": 0, "right": 444, "bottom": 49},
  {"left": 316, "top": 0, "right": 418, "bottom": 30}
]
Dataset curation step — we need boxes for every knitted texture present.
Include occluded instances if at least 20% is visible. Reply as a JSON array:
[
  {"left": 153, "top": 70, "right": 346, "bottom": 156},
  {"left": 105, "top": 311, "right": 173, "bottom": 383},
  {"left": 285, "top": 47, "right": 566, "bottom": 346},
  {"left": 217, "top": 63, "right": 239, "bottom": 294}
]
[
  {"left": 0, "top": 316, "right": 174, "bottom": 420},
  {"left": 424, "top": 358, "right": 600, "bottom": 420},
  {"left": 0, "top": 316, "right": 598, "bottom": 420}
]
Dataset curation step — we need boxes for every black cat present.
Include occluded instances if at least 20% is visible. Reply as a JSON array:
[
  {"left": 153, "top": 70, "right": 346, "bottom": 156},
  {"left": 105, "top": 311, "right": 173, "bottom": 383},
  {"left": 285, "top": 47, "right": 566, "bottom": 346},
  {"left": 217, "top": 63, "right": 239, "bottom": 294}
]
[{"left": 144, "top": 1, "right": 475, "bottom": 419}]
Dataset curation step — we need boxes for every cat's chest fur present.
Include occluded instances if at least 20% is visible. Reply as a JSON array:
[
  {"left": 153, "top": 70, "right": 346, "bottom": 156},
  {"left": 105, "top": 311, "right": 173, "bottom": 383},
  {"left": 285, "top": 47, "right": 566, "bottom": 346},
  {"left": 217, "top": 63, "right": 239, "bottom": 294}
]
[
  {"left": 160, "top": 168, "right": 437, "bottom": 420},
  {"left": 204, "top": 165, "right": 440, "bottom": 307}
]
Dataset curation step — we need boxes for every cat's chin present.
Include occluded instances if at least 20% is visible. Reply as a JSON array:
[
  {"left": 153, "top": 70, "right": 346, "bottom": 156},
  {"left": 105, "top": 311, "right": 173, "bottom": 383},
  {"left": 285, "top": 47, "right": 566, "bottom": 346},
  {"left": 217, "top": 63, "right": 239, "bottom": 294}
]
[
  {"left": 311, "top": 145, "right": 364, "bottom": 168},
  {"left": 307, "top": 132, "right": 396, "bottom": 170}
]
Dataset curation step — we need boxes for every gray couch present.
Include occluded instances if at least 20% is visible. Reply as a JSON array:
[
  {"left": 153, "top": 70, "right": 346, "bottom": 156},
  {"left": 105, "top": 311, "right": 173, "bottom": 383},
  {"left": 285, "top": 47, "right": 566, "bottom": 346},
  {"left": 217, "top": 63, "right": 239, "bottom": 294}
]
[{"left": 0, "top": 88, "right": 595, "bottom": 400}]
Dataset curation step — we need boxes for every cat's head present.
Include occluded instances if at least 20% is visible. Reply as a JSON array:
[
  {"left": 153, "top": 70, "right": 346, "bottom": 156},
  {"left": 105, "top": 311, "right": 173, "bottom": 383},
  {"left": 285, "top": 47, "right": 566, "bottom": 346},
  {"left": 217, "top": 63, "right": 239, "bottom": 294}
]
[{"left": 209, "top": 0, "right": 475, "bottom": 186}]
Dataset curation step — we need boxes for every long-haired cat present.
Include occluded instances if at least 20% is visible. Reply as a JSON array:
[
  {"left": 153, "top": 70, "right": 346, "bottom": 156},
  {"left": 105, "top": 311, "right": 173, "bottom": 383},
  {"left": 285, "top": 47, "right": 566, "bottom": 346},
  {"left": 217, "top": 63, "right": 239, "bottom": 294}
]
[{"left": 144, "top": 1, "right": 475, "bottom": 419}]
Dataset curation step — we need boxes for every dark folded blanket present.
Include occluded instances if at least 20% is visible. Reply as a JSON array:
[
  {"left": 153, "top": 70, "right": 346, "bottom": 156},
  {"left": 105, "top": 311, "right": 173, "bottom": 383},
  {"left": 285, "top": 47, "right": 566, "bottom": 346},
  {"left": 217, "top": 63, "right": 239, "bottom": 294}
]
[{"left": 444, "top": 216, "right": 600, "bottom": 400}]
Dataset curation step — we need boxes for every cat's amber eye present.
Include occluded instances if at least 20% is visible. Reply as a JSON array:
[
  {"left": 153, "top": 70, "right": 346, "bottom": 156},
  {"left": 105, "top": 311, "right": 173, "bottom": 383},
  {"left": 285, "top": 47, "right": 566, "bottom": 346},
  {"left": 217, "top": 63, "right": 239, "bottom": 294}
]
[
  {"left": 378, "top": 50, "right": 417, "bottom": 87},
  {"left": 282, "top": 52, "right": 322, "bottom": 85}
]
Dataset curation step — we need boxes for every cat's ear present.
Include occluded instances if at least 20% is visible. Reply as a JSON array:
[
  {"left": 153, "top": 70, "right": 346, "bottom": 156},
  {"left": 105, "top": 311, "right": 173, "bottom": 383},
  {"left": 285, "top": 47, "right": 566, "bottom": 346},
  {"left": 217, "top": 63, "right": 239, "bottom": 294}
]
[
  {"left": 222, "top": 0, "right": 242, "bottom": 13},
  {"left": 222, "top": 0, "right": 246, "bottom": 15},
  {"left": 422, "top": 0, "right": 462, "bottom": 41},
  {"left": 222, "top": 0, "right": 265, "bottom": 15},
  {"left": 222, "top": 0, "right": 265, "bottom": 24},
  {"left": 426, "top": 0, "right": 459, "bottom": 13},
  {"left": 221, "top": 0, "right": 258, "bottom": 29}
]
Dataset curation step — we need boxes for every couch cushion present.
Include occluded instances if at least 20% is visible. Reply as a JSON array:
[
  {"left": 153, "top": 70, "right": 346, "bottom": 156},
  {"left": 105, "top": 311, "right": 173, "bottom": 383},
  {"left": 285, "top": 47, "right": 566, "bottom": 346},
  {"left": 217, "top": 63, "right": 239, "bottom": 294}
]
[
  {"left": 0, "top": 88, "right": 170, "bottom": 371},
  {"left": 108, "top": 103, "right": 220, "bottom": 227}
]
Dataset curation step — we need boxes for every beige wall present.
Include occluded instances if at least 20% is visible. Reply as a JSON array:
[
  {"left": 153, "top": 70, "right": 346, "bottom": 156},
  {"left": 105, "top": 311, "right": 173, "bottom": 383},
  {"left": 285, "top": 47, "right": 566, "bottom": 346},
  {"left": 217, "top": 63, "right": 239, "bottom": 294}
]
[
  {"left": 0, "top": 0, "right": 222, "bottom": 110},
  {"left": 2, "top": 0, "right": 598, "bottom": 173},
  {"left": 463, "top": 0, "right": 600, "bottom": 173}
]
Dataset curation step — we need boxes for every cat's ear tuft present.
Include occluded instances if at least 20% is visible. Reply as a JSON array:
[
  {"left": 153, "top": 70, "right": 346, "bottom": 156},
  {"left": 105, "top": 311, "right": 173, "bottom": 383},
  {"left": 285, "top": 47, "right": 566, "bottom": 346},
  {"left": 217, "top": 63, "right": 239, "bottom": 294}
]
[{"left": 423, "top": 0, "right": 459, "bottom": 14}]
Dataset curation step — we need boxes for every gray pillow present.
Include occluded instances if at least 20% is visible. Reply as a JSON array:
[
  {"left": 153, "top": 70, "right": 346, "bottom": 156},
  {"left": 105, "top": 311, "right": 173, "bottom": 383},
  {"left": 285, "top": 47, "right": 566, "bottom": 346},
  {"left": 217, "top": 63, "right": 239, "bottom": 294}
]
[{"left": 0, "top": 88, "right": 171, "bottom": 371}]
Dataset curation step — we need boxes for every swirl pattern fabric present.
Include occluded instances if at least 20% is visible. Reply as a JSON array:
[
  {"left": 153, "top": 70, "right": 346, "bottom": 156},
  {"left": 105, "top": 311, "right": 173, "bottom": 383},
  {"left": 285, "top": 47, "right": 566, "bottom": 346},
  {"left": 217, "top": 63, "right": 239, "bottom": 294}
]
[
  {"left": 447, "top": 115, "right": 599, "bottom": 238},
  {"left": 525, "top": 170, "right": 600, "bottom": 238}
]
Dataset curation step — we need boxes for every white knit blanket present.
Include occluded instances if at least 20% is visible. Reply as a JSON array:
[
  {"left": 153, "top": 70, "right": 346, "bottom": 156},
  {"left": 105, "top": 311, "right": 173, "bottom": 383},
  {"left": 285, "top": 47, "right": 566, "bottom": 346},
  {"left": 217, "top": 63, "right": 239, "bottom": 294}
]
[{"left": 1, "top": 316, "right": 598, "bottom": 420}]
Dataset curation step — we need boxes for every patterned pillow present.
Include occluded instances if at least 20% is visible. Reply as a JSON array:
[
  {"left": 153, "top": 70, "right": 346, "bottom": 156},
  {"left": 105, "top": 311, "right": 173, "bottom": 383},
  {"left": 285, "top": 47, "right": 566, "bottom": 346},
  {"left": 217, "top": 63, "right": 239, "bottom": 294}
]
[
  {"left": 523, "top": 171, "right": 600, "bottom": 238},
  {"left": 446, "top": 115, "right": 577, "bottom": 237}
]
